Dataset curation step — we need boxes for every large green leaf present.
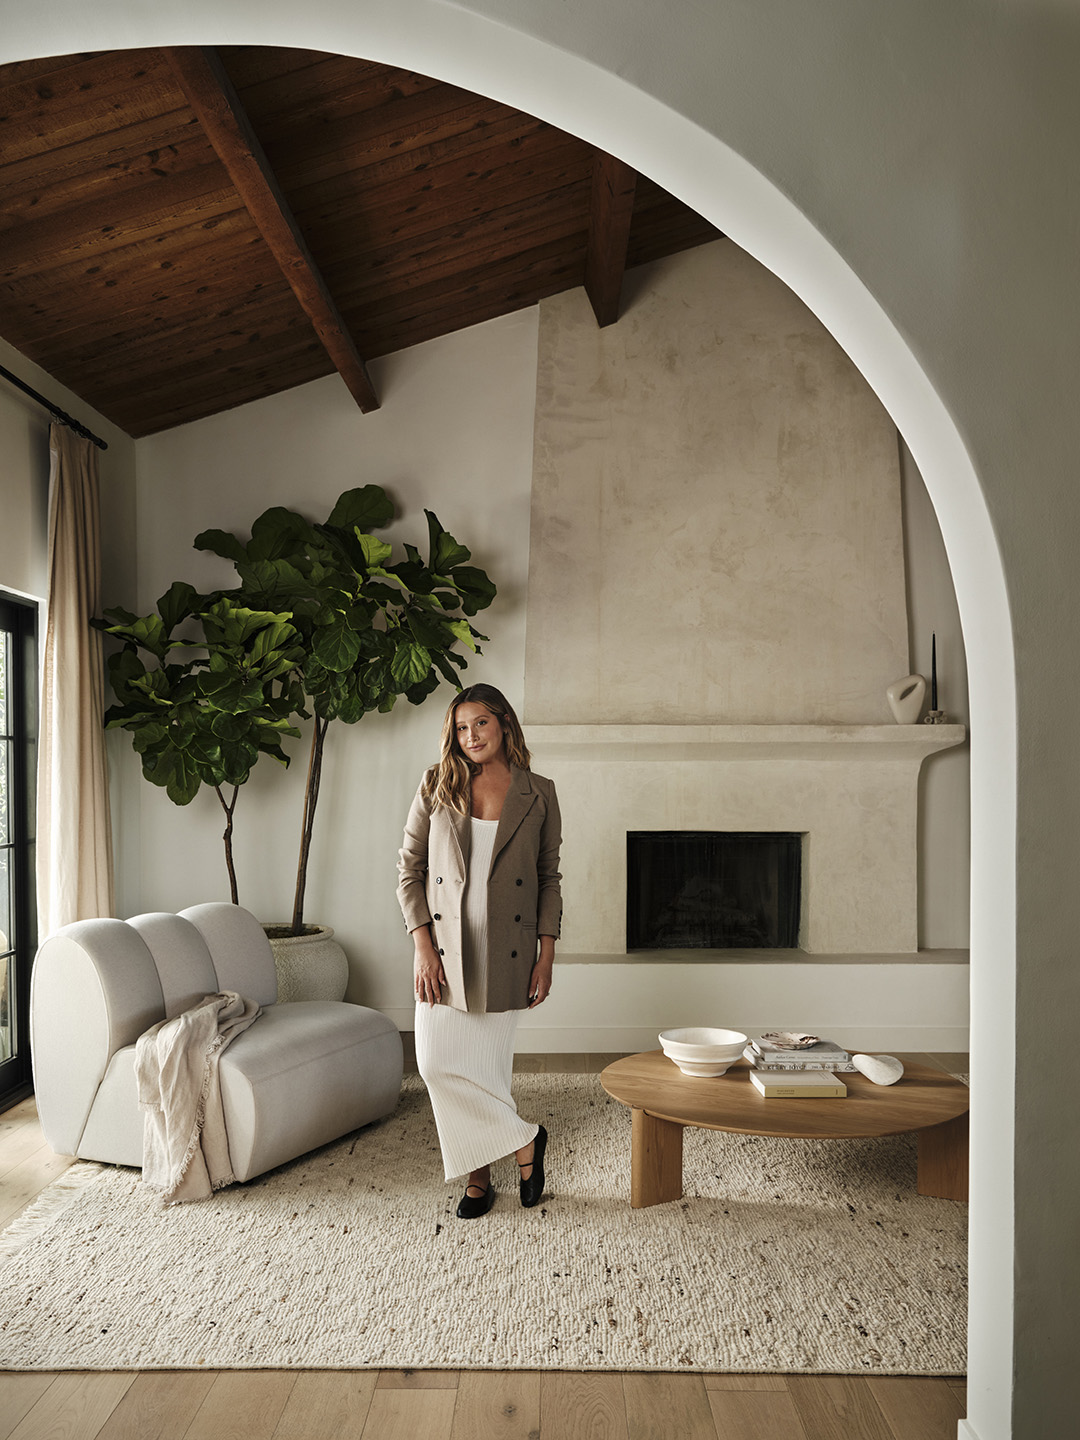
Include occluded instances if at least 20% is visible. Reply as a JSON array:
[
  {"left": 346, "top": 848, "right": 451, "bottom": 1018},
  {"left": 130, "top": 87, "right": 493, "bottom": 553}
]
[
  {"left": 405, "top": 671, "right": 441, "bottom": 705},
  {"left": 151, "top": 750, "right": 202, "bottom": 806},
  {"left": 247, "top": 506, "right": 313, "bottom": 562},
  {"left": 313, "top": 616, "right": 363, "bottom": 672},
  {"left": 193, "top": 528, "right": 246, "bottom": 563},
  {"left": 387, "top": 558, "right": 435, "bottom": 595},
  {"left": 425, "top": 510, "right": 472, "bottom": 573},
  {"left": 430, "top": 650, "right": 466, "bottom": 684},
  {"left": 448, "top": 565, "right": 498, "bottom": 615},
  {"left": 356, "top": 532, "right": 393, "bottom": 569},
  {"left": 219, "top": 739, "right": 259, "bottom": 784},
  {"left": 210, "top": 710, "right": 246, "bottom": 740},
  {"left": 336, "top": 687, "right": 369, "bottom": 724},
  {"left": 98, "top": 604, "right": 139, "bottom": 628},
  {"left": 326, "top": 485, "right": 395, "bottom": 531},
  {"left": 236, "top": 557, "right": 311, "bottom": 604},
  {"left": 130, "top": 722, "right": 169, "bottom": 754},
  {"left": 407, "top": 609, "right": 452, "bottom": 649},
  {"left": 390, "top": 642, "right": 432, "bottom": 688},
  {"left": 446, "top": 618, "right": 478, "bottom": 652},
  {"left": 157, "top": 581, "right": 203, "bottom": 633},
  {"left": 184, "top": 733, "right": 223, "bottom": 767}
]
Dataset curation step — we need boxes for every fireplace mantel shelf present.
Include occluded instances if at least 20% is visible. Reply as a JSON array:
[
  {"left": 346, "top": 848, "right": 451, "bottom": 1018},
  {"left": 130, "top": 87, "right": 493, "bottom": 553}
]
[
  {"left": 555, "top": 948, "right": 970, "bottom": 966},
  {"left": 527, "top": 723, "right": 966, "bottom": 763}
]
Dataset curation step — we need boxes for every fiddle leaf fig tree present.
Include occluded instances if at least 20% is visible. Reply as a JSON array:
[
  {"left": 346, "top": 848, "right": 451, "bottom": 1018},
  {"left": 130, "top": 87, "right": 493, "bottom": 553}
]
[
  {"left": 94, "top": 585, "right": 305, "bottom": 904},
  {"left": 194, "top": 484, "right": 497, "bottom": 935}
]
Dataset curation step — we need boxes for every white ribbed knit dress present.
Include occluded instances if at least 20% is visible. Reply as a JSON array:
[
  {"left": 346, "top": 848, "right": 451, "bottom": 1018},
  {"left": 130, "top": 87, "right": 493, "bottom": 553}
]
[{"left": 414, "top": 816, "right": 539, "bottom": 1181}]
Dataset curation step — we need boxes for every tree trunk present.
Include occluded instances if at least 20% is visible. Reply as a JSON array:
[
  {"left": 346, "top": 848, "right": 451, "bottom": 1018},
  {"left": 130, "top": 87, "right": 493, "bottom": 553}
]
[
  {"left": 291, "top": 716, "right": 329, "bottom": 934},
  {"left": 214, "top": 783, "right": 240, "bottom": 905}
]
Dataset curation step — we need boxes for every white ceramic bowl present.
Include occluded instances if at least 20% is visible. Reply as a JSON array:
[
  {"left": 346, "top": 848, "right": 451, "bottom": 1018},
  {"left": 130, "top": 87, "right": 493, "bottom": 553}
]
[{"left": 659, "top": 1027, "right": 749, "bottom": 1076}]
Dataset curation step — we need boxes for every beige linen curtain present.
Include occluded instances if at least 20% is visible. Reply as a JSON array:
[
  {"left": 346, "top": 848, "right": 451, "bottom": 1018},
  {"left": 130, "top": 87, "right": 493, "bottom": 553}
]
[{"left": 36, "top": 423, "right": 115, "bottom": 932}]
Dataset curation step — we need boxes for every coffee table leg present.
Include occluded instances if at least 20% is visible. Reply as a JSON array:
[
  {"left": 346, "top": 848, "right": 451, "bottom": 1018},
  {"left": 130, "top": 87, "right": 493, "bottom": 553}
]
[
  {"left": 631, "top": 1108, "right": 684, "bottom": 1207},
  {"left": 917, "top": 1111, "right": 969, "bottom": 1201}
]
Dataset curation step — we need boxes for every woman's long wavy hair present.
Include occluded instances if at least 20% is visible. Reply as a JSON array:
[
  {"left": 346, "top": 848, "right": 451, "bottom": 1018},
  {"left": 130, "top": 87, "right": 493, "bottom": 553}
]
[{"left": 427, "top": 684, "right": 531, "bottom": 813}]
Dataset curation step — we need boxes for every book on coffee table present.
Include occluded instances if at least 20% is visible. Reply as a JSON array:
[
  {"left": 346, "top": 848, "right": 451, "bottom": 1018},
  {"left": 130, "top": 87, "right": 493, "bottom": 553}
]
[
  {"left": 746, "top": 1036, "right": 855, "bottom": 1071},
  {"left": 749, "top": 1069, "right": 847, "bottom": 1098}
]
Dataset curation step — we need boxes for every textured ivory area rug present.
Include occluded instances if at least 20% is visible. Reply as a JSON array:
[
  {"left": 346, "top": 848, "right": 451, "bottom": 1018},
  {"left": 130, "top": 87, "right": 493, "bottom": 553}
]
[{"left": 0, "top": 1074, "right": 966, "bottom": 1374}]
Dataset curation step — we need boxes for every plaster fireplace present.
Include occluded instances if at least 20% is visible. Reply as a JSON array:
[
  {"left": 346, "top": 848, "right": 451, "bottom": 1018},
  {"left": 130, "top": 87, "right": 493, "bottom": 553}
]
[
  {"left": 529, "top": 724, "right": 965, "bottom": 961},
  {"left": 515, "top": 240, "right": 970, "bottom": 1049}
]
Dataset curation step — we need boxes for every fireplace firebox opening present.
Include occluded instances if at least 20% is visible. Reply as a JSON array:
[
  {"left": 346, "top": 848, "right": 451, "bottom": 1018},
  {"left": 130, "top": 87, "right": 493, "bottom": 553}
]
[{"left": 626, "top": 831, "right": 803, "bottom": 950}]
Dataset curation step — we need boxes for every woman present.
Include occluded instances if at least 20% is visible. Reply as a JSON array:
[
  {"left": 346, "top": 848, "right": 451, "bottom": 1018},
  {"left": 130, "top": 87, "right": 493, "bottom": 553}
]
[{"left": 397, "top": 683, "right": 562, "bottom": 1218}]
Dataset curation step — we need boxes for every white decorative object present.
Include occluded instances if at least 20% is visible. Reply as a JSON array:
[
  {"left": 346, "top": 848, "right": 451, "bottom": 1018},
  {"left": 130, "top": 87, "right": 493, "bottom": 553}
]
[
  {"left": 264, "top": 924, "right": 349, "bottom": 1003},
  {"left": 852, "top": 1053, "right": 905, "bottom": 1085},
  {"left": 659, "top": 1027, "right": 748, "bottom": 1076},
  {"left": 886, "top": 674, "right": 926, "bottom": 724}
]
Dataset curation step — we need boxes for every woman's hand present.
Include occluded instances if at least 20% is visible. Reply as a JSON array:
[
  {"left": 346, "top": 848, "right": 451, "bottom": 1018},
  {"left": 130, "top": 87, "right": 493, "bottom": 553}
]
[
  {"left": 528, "top": 936, "right": 556, "bottom": 1008},
  {"left": 413, "top": 926, "right": 446, "bottom": 1004}
]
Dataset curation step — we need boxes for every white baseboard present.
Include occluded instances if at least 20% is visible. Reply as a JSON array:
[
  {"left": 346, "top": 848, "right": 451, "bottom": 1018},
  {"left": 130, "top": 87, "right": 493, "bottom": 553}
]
[
  {"left": 383, "top": 1010, "right": 968, "bottom": 1055},
  {"left": 957, "top": 1421, "right": 980, "bottom": 1440}
]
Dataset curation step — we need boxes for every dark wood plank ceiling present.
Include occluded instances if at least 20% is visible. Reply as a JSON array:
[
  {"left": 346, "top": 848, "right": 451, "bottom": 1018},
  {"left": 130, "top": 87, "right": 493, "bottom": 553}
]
[{"left": 0, "top": 46, "right": 720, "bottom": 437}]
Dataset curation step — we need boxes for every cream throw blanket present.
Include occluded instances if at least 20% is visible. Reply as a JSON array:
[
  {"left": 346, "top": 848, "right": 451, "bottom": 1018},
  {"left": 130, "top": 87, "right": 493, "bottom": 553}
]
[{"left": 135, "top": 991, "right": 262, "bottom": 1205}]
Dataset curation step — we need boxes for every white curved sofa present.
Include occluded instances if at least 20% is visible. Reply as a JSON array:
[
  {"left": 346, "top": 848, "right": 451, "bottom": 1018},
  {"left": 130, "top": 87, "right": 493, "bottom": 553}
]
[{"left": 31, "top": 903, "right": 403, "bottom": 1181}]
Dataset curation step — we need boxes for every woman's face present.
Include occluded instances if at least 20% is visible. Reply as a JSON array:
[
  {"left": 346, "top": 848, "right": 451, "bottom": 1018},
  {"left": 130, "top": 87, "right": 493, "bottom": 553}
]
[{"left": 454, "top": 701, "right": 506, "bottom": 766}]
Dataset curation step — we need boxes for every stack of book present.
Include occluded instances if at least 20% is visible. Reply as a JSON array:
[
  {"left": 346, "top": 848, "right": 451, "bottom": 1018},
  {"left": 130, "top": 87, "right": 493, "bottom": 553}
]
[
  {"left": 744, "top": 1033, "right": 852, "bottom": 1098},
  {"left": 744, "top": 1034, "right": 856, "bottom": 1072}
]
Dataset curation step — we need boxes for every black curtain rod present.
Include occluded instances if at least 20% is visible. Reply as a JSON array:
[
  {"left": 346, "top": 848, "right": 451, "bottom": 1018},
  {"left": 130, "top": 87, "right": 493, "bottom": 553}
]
[{"left": 0, "top": 362, "right": 108, "bottom": 451}]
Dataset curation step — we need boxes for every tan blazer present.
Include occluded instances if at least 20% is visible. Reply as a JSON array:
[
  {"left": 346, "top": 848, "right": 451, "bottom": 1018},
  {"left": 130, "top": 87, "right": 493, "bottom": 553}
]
[{"left": 397, "top": 765, "right": 563, "bottom": 1013}]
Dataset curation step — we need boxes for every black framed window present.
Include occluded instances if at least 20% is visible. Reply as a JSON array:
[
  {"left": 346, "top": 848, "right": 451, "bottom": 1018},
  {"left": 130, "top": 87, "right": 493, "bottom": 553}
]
[{"left": 0, "top": 595, "right": 38, "bottom": 1109}]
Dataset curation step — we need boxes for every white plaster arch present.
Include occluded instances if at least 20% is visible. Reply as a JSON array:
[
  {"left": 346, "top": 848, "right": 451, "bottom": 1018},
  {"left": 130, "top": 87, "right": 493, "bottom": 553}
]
[{"left": 1, "top": 3, "right": 1016, "bottom": 1431}]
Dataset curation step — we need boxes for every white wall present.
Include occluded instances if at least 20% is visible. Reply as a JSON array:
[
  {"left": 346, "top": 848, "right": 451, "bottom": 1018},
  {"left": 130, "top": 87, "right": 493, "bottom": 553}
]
[
  {"left": 902, "top": 439, "right": 970, "bottom": 949},
  {"left": 131, "top": 309, "right": 540, "bottom": 1013}
]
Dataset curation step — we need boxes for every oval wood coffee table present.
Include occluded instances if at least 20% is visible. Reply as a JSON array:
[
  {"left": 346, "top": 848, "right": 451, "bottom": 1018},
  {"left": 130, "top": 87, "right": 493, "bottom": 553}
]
[{"left": 600, "top": 1051, "right": 969, "bottom": 1208}]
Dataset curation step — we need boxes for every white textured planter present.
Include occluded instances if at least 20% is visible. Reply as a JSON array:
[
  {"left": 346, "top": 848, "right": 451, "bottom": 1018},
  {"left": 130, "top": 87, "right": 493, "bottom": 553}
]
[{"left": 263, "top": 924, "right": 349, "bottom": 1003}]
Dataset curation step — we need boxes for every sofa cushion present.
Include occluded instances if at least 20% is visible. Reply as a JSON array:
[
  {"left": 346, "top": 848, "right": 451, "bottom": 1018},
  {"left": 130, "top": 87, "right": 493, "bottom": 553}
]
[
  {"left": 127, "top": 912, "right": 219, "bottom": 1019},
  {"left": 179, "top": 903, "right": 277, "bottom": 1006},
  {"left": 218, "top": 1002, "right": 402, "bottom": 1180}
]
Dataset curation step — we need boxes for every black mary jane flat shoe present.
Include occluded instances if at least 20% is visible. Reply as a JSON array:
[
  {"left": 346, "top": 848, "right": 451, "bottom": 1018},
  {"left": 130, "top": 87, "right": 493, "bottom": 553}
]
[
  {"left": 519, "top": 1124, "right": 548, "bottom": 1208},
  {"left": 456, "top": 1182, "right": 496, "bottom": 1219}
]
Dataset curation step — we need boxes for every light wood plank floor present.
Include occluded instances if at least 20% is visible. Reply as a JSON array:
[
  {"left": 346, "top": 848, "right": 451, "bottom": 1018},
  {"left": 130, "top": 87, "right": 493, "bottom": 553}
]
[{"left": 0, "top": 1052, "right": 968, "bottom": 1440}]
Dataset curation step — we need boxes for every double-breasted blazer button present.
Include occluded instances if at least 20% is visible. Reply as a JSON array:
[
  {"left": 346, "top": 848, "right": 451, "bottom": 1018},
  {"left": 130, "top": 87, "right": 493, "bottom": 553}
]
[
  {"left": 435, "top": 876, "right": 443, "bottom": 884},
  {"left": 511, "top": 950, "right": 518, "bottom": 958},
  {"left": 514, "top": 914, "right": 521, "bottom": 922},
  {"left": 515, "top": 878, "right": 523, "bottom": 886},
  {"left": 439, "top": 947, "right": 445, "bottom": 956},
  {"left": 433, "top": 913, "right": 441, "bottom": 921}
]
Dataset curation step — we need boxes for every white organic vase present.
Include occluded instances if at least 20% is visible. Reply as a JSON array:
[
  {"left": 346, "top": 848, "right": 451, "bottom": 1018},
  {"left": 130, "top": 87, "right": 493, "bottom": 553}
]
[
  {"left": 885, "top": 674, "right": 927, "bottom": 724},
  {"left": 263, "top": 924, "right": 349, "bottom": 1003}
]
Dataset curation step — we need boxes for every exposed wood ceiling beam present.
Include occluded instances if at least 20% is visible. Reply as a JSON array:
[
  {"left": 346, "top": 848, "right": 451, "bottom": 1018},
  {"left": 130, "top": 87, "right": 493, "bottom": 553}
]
[
  {"left": 162, "top": 45, "right": 379, "bottom": 413},
  {"left": 584, "top": 150, "right": 638, "bottom": 327}
]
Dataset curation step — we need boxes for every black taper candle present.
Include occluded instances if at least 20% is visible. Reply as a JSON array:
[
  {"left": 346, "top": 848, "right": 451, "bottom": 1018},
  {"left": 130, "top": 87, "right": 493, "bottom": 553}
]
[{"left": 931, "top": 632, "right": 938, "bottom": 710}]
